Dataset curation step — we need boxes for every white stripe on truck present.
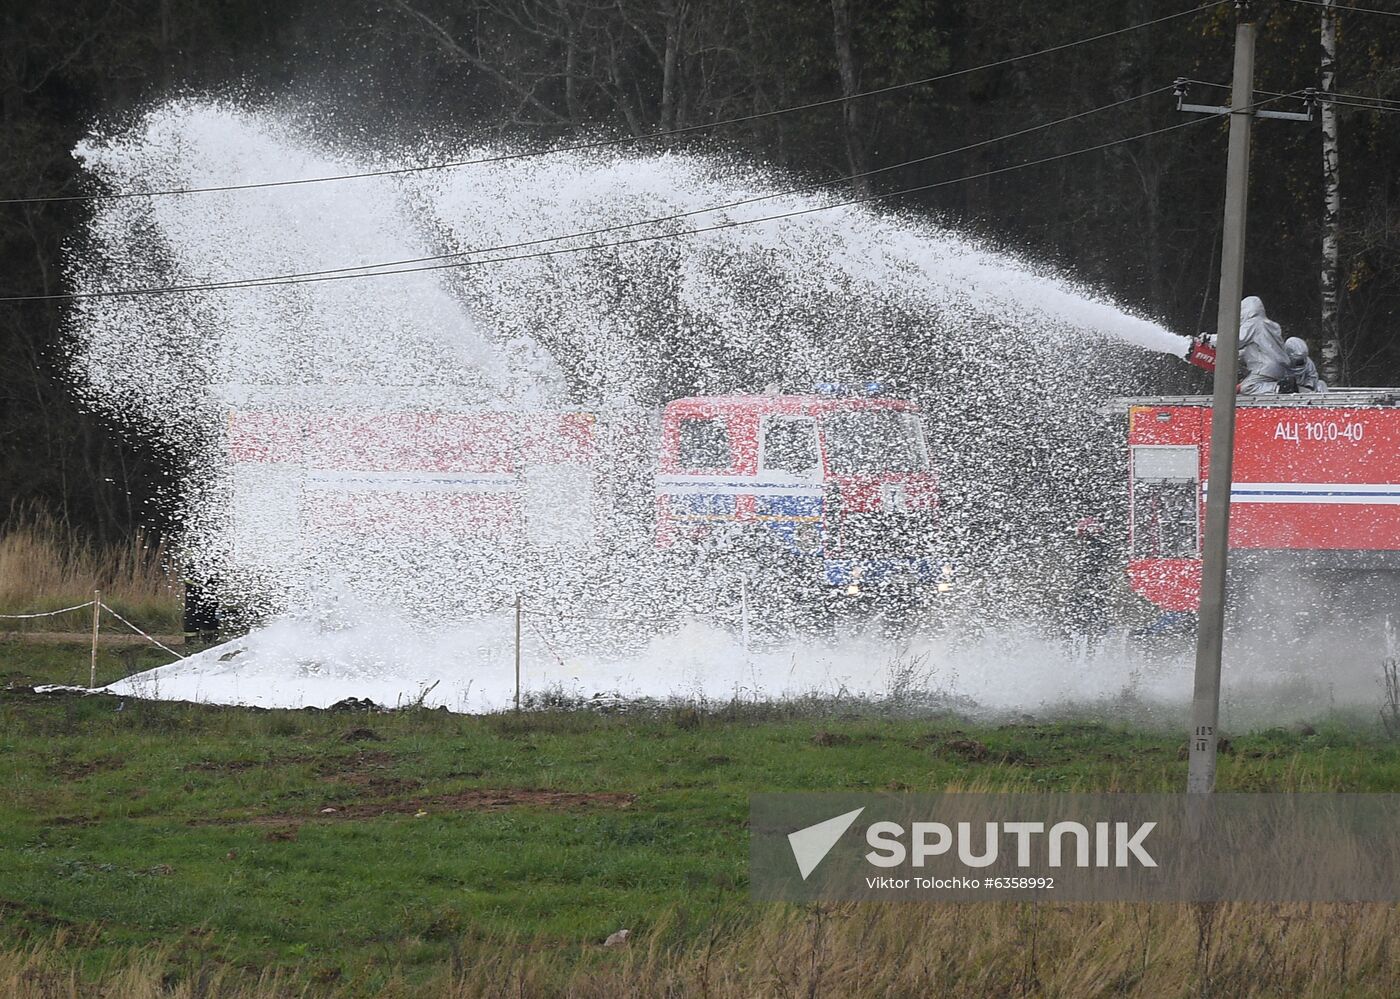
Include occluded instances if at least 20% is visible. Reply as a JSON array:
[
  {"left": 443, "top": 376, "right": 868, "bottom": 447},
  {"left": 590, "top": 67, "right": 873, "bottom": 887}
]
[
  {"left": 1203, "top": 481, "right": 1400, "bottom": 505},
  {"left": 655, "top": 474, "right": 825, "bottom": 497},
  {"left": 303, "top": 469, "right": 519, "bottom": 493}
]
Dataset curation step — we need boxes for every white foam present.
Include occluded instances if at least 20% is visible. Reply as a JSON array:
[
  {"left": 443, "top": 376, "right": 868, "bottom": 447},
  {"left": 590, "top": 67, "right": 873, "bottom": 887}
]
[
  {"left": 68, "top": 99, "right": 1212, "bottom": 714},
  {"left": 104, "top": 609, "right": 1371, "bottom": 727}
]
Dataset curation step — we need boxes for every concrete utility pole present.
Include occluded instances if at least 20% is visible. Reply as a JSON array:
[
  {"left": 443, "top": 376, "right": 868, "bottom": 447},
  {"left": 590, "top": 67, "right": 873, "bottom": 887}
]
[
  {"left": 1320, "top": 0, "right": 1343, "bottom": 386},
  {"left": 1172, "top": 4, "right": 1316, "bottom": 794},
  {"left": 1190, "top": 6, "right": 1257, "bottom": 796}
]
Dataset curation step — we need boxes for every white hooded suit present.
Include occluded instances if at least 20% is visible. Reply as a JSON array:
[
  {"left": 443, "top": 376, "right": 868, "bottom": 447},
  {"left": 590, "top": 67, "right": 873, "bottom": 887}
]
[{"left": 1236, "top": 296, "right": 1291, "bottom": 394}]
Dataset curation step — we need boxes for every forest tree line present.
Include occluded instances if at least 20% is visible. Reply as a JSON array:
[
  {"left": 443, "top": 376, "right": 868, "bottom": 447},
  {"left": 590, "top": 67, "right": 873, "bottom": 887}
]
[{"left": 2, "top": 0, "right": 1398, "bottom": 542}]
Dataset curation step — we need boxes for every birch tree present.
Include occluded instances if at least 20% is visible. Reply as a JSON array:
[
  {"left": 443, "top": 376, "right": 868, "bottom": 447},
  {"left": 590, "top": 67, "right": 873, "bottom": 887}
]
[{"left": 1320, "top": 0, "right": 1342, "bottom": 385}]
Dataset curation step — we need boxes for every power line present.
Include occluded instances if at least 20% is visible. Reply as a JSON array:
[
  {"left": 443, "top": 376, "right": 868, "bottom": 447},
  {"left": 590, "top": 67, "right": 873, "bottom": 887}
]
[
  {"left": 4, "top": 93, "right": 1292, "bottom": 304},
  {"left": 0, "top": 2, "right": 1227, "bottom": 207},
  {"left": 1328, "top": 91, "right": 1400, "bottom": 105},
  {"left": 1283, "top": 0, "right": 1400, "bottom": 18},
  {"left": 1313, "top": 90, "right": 1400, "bottom": 109},
  {"left": 1326, "top": 97, "right": 1400, "bottom": 112},
  {"left": 30, "top": 85, "right": 1173, "bottom": 297},
  {"left": 1188, "top": 78, "right": 1400, "bottom": 109},
  {"left": 12, "top": 95, "right": 1295, "bottom": 303}
]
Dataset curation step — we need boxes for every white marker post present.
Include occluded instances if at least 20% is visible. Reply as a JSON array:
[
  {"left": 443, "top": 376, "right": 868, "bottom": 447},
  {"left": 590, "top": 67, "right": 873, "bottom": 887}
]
[
  {"left": 514, "top": 592, "right": 522, "bottom": 712},
  {"left": 89, "top": 589, "right": 101, "bottom": 688}
]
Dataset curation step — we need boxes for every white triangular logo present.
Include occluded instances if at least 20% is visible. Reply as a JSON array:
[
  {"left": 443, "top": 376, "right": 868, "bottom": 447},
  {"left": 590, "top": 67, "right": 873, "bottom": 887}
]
[{"left": 788, "top": 807, "right": 864, "bottom": 880}]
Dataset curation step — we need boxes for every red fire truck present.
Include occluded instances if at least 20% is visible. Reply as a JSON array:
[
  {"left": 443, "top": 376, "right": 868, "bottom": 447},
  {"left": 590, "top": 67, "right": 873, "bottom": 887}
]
[
  {"left": 654, "top": 388, "right": 944, "bottom": 594},
  {"left": 225, "top": 402, "right": 598, "bottom": 548},
  {"left": 1125, "top": 389, "right": 1400, "bottom": 625},
  {"left": 214, "top": 384, "right": 944, "bottom": 611}
]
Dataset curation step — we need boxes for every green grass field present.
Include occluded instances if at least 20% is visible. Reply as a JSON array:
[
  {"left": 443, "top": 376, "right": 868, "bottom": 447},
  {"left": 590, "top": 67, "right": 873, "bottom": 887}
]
[{"left": 1, "top": 641, "right": 1398, "bottom": 996}]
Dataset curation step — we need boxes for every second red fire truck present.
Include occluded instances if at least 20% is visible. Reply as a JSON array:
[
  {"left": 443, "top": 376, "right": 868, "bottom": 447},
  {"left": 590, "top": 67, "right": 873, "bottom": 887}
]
[{"left": 654, "top": 388, "right": 944, "bottom": 594}]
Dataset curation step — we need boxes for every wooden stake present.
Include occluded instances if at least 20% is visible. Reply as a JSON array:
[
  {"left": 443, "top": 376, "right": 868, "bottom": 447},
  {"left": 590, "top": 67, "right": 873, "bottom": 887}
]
[
  {"left": 90, "top": 589, "right": 101, "bottom": 688},
  {"left": 739, "top": 573, "right": 751, "bottom": 662},
  {"left": 514, "top": 593, "right": 522, "bottom": 712}
]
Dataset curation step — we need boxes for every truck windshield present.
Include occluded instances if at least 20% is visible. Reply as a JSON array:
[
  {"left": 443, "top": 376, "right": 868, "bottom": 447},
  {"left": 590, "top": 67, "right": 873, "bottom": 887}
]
[{"left": 821, "top": 410, "right": 928, "bottom": 474}]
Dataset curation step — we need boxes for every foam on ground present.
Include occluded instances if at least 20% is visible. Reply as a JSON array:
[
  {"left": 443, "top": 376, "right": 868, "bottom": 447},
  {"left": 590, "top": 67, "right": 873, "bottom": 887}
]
[{"left": 102, "top": 607, "right": 1373, "bottom": 730}]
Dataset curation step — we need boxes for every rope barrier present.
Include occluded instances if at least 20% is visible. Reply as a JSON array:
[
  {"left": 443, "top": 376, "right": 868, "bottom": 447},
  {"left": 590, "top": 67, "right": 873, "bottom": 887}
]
[
  {"left": 100, "top": 603, "right": 187, "bottom": 660},
  {"left": 0, "top": 600, "right": 96, "bottom": 619},
  {"left": 523, "top": 612, "right": 569, "bottom": 670},
  {"left": 538, "top": 610, "right": 672, "bottom": 626}
]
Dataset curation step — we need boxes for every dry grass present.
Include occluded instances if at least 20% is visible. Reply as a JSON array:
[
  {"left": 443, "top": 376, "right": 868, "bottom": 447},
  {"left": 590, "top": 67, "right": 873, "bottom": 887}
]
[
  {"left": 2, "top": 901, "right": 1394, "bottom": 997},
  {"left": 0, "top": 933, "right": 292, "bottom": 998},
  {"left": 0, "top": 510, "right": 181, "bottom": 632}
]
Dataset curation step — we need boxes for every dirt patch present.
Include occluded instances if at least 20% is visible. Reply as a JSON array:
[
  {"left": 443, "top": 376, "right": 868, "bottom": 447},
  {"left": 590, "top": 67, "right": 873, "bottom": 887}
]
[
  {"left": 183, "top": 759, "right": 261, "bottom": 774},
  {"left": 303, "top": 788, "right": 636, "bottom": 822},
  {"left": 810, "top": 731, "right": 852, "bottom": 747},
  {"left": 309, "top": 750, "right": 410, "bottom": 789},
  {"left": 326, "top": 774, "right": 421, "bottom": 795},
  {"left": 183, "top": 754, "right": 316, "bottom": 774},
  {"left": 183, "top": 749, "right": 395, "bottom": 778},
  {"left": 915, "top": 733, "right": 1032, "bottom": 766},
  {"left": 313, "top": 750, "right": 394, "bottom": 779},
  {"left": 52, "top": 754, "right": 125, "bottom": 781},
  {"left": 325, "top": 697, "right": 383, "bottom": 713},
  {"left": 0, "top": 897, "right": 83, "bottom": 929},
  {"left": 340, "top": 727, "right": 383, "bottom": 743},
  {"left": 939, "top": 738, "right": 990, "bottom": 762},
  {"left": 197, "top": 788, "right": 636, "bottom": 826},
  {"left": 1029, "top": 723, "right": 1107, "bottom": 739}
]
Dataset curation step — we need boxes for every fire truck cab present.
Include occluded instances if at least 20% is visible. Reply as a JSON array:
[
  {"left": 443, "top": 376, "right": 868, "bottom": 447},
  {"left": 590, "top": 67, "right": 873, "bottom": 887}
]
[
  {"left": 1122, "top": 389, "right": 1400, "bottom": 623},
  {"left": 654, "top": 387, "right": 943, "bottom": 594}
]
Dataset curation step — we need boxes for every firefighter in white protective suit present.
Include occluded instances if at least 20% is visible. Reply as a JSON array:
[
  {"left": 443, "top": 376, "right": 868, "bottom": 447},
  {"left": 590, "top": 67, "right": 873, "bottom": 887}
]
[
  {"left": 1235, "top": 296, "right": 1293, "bottom": 394},
  {"left": 1202, "top": 296, "right": 1293, "bottom": 394},
  {"left": 1280, "top": 336, "right": 1327, "bottom": 393}
]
